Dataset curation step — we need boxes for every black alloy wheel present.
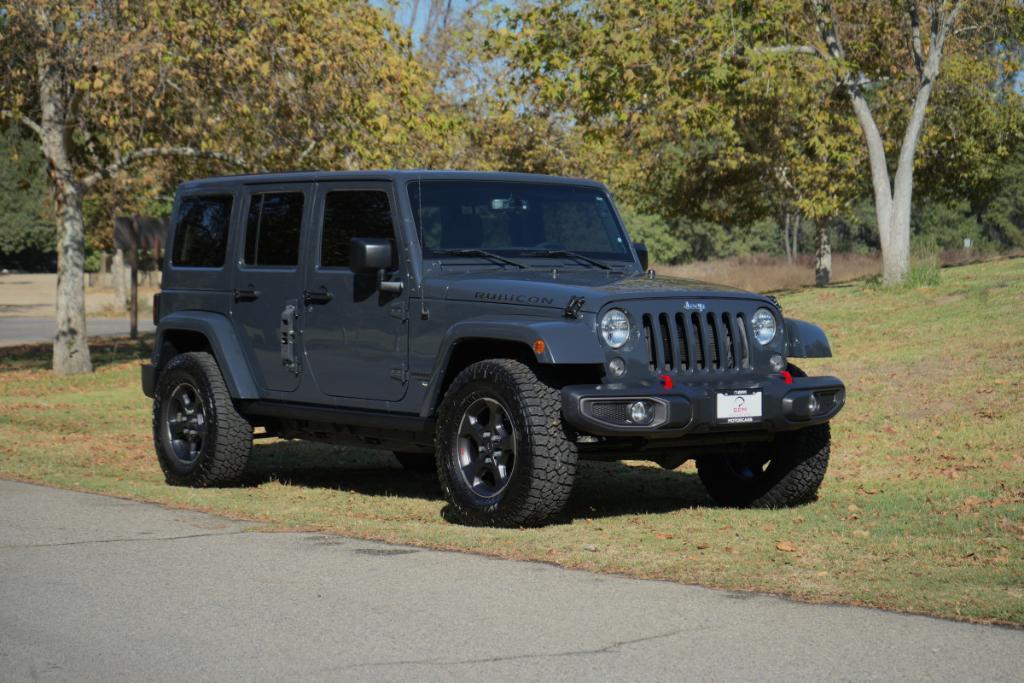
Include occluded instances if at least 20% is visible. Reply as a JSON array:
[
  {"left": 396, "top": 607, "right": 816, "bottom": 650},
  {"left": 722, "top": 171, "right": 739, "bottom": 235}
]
[
  {"left": 162, "top": 382, "right": 207, "bottom": 467},
  {"left": 454, "top": 397, "right": 518, "bottom": 499}
]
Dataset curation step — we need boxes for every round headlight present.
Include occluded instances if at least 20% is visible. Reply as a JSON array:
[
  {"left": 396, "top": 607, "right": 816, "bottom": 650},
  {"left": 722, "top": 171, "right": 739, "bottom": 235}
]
[
  {"left": 600, "top": 309, "right": 630, "bottom": 348},
  {"left": 751, "top": 307, "right": 777, "bottom": 345}
]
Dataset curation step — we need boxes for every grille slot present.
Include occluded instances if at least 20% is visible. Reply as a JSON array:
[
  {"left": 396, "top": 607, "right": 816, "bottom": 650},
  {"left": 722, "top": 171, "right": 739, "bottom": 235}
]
[
  {"left": 591, "top": 401, "right": 629, "bottom": 424},
  {"left": 640, "top": 306, "right": 751, "bottom": 374}
]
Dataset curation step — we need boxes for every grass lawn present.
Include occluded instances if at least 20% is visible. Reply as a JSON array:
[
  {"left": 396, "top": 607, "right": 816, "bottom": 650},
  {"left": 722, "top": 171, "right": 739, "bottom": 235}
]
[{"left": 1, "top": 258, "right": 1022, "bottom": 625}]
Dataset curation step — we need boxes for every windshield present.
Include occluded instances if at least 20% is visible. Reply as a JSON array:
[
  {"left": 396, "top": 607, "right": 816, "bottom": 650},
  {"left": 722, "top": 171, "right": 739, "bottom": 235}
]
[{"left": 408, "top": 181, "right": 633, "bottom": 263}]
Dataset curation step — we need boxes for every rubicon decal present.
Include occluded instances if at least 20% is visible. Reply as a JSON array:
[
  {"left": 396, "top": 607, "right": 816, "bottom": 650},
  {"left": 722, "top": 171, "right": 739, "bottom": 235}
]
[{"left": 474, "top": 292, "right": 554, "bottom": 306}]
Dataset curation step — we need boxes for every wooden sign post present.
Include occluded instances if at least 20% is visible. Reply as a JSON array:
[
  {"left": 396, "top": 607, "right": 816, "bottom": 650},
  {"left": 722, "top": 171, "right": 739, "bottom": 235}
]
[{"left": 130, "top": 215, "right": 139, "bottom": 339}]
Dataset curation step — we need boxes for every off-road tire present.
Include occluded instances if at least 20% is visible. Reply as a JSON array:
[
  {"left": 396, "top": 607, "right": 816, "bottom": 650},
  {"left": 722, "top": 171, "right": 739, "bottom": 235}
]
[
  {"left": 696, "top": 423, "right": 830, "bottom": 508},
  {"left": 436, "top": 359, "right": 578, "bottom": 527},
  {"left": 152, "top": 351, "right": 252, "bottom": 486},
  {"left": 393, "top": 452, "right": 436, "bottom": 472}
]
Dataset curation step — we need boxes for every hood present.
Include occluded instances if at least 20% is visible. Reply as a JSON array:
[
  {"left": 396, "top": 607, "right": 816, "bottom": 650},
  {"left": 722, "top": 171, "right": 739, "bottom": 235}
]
[{"left": 422, "top": 268, "right": 770, "bottom": 313}]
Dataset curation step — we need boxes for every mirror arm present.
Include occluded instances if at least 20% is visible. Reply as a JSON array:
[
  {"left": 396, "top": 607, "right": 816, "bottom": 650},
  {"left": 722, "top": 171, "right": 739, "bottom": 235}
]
[{"left": 379, "top": 271, "right": 403, "bottom": 294}]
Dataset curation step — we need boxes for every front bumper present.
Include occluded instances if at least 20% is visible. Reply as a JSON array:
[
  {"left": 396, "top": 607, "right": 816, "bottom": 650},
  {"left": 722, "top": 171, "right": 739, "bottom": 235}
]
[{"left": 561, "top": 374, "right": 844, "bottom": 438}]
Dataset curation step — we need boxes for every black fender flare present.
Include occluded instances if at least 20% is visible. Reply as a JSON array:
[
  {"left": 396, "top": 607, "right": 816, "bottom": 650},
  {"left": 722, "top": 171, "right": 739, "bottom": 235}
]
[
  {"left": 785, "top": 318, "right": 832, "bottom": 358},
  {"left": 154, "top": 311, "right": 259, "bottom": 399},
  {"left": 419, "top": 317, "right": 605, "bottom": 417}
]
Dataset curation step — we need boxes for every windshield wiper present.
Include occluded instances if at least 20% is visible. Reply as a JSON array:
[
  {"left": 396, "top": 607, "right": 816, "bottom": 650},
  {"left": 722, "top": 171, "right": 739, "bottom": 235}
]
[
  {"left": 518, "top": 249, "right": 613, "bottom": 270},
  {"left": 432, "top": 248, "right": 527, "bottom": 269}
]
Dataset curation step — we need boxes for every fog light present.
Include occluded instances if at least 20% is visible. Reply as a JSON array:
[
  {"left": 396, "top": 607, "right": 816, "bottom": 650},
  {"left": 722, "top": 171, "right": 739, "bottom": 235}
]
[
  {"left": 628, "top": 401, "right": 654, "bottom": 425},
  {"left": 807, "top": 393, "right": 820, "bottom": 414},
  {"left": 770, "top": 354, "right": 786, "bottom": 372},
  {"left": 608, "top": 357, "right": 626, "bottom": 377}
]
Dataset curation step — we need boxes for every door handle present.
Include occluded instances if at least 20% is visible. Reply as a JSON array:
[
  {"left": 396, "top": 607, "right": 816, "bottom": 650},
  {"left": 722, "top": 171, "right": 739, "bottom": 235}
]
[
  {"left": 303, "top": 288, "right": 333, "bottom": 306},
  {"left": 234, "top": 287, "right": 260, "bottom": 302}
]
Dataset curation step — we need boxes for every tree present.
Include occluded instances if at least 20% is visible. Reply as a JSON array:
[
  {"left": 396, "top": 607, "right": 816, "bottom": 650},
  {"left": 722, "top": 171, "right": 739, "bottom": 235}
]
[
  {"left": 1, "top": 1, "right": 450, "bottom": 374},
  {"left": 765, "top": 1, "right": 1022, "bottom": 283}
]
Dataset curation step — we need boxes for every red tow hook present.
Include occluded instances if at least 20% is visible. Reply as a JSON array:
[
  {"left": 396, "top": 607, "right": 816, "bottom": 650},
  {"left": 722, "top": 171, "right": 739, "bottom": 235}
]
[
  {"left": 780, "top": 370, "right": 793, "bottom": 385},
  {"left": 659, "top": 374, "right": 674, "bottom": 390}
]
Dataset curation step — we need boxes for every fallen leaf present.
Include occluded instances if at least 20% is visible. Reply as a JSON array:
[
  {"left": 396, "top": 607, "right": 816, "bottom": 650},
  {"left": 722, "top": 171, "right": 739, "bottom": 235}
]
[
  {"left": 776, "top": 541, "right": 796, "bottom": 552},
  {"left": 655, "top": 533, "right": 674, "bottom": 540},
  {"left": 695, "top": 542, "right": 710, "bottom": 550}
]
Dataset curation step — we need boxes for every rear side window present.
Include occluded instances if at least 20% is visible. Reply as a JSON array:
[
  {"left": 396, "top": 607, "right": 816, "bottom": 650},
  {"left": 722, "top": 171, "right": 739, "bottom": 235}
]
[
  {"left": 244, "top": 192, "right": 305, "bottom": 267},
  {"left": 320, "top": 190, "right": 394, "bottom": 268},
  {"left": 171, "top": 195, "right": 233, "bottom": 268}
]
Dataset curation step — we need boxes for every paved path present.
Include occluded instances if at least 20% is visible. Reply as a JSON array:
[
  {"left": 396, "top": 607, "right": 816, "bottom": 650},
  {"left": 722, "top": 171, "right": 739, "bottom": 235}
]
[
  {"left": 0, "top": 317, "right": 154, "bottom": 347},
  {"left": 0, "top": 480, "right": 1020, "bottom": 682}
]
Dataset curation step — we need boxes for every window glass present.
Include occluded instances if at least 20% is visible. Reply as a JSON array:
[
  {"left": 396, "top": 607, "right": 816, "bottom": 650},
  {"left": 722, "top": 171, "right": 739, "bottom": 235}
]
[
  {"left": 171, "top": 195, "right": 233, "bottom": 267},
  {"left": 243, "top": 192, "right": 305, "bottom": 267},
  {"left": 321, "top": 190, "right": 394, "bottom": 268},
  {"left": 407, "top": 181, "right": 630, "bottom": 260}
]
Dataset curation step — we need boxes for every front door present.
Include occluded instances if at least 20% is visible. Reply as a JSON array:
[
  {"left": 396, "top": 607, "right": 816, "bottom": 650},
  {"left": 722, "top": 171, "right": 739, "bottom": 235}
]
[
  {"left": 230, "top": 184, "right": 311, "bottom": 394},
  {"left": 301, "top": 182, "right": 409, "bottom": 402}
]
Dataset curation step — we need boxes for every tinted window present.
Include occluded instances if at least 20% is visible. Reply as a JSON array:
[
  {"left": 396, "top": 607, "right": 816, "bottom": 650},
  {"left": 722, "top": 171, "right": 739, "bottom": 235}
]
[
  {"left": 243, "top": 192, "right": 305, "bottom": 267},
  {"left": 321, "top": 190, "right": 394, "bottom": 268},
  {"left": 407, "top": 181, "right": 630, "bottom": 260},
  {"left": 171, "top": 195, "right": 233, "bottom": 267}
]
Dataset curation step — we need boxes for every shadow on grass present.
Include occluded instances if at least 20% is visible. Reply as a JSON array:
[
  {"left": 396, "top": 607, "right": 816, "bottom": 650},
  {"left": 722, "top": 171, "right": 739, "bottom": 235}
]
[
  {"left": 245, "top": 440, "right": 711, "bottom": 521},
  {"left": 0, "top": 334, "right": 153, "bottom": 372}
]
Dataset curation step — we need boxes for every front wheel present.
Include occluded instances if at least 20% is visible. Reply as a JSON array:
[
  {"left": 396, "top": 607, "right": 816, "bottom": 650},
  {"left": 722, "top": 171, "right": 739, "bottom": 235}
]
[
  {"left": 696, "top": 423, "right": 830, "bottom": 507},
  {"left": 436, "top": 359, "right": 578, "bottom": 527}
]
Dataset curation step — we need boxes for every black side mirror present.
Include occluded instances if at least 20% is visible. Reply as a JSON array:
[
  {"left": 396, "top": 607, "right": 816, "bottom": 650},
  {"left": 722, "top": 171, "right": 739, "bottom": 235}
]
[
  {"left": 634, "top": 242, "right": 649, "bottom": 271},
  {"left": 350, "top": 238, "right": 393, "bottom": 272},
  {"left": 350, "top": 237, "right": 402, "bottom": 293}
]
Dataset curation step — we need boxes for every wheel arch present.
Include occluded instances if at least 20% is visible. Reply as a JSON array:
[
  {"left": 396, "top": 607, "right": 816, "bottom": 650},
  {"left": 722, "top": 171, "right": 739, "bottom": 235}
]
[
  {"left": 785, "top": 319, "right": 832, "bottom": 358},
  {"left": 154, "top": 311, "right": 259, "bottom": 399},
  {"left": 418, "top": 319, "right": 605, "bottom": 418}
]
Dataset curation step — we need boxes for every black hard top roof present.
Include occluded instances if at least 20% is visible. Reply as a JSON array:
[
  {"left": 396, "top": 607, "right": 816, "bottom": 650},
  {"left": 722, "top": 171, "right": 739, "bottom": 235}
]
[{"left": 178, "top": 169, "right": 607, "bottom": 191}]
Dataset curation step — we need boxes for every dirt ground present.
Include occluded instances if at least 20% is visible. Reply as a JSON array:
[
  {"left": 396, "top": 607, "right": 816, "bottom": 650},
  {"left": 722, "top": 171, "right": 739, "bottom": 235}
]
[{"left": 0, "top": 272, "right": 159, "bottom": 318}]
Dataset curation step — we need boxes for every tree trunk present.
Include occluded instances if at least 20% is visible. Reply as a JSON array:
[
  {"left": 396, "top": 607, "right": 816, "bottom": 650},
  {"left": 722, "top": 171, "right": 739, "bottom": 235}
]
[
  {"left": 782, "top": 212, "right": 793, "bottom": 263},
  {"left": 792, "top": 213, "right": 800, "bottom": 257},
  {"left": 815, "top": 220, "right": 832, "bottom": 287},
  {"left": 38, "top": 46, "right": 92, "bottom": 375}
]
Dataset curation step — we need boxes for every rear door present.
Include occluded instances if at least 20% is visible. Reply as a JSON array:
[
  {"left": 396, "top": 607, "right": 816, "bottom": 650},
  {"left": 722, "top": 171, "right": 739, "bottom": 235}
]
[
  {"left": 301, "top": 182, "right": 410, "bottom": 402},
  {"left": 230, "top": 183, "right": 312, "bottom": 395}
]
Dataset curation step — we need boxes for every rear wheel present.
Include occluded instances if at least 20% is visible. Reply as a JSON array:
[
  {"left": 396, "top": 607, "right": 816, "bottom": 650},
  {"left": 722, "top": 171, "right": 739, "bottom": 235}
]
[
  {"left": 152, "top": 352, "right": 252, "bottom": 486},
  {"left": 696, "top": 423, "right": 830, "bottom": 508},
  {"left": 436, "top": 359, "right": 577, "bottom": 527}
]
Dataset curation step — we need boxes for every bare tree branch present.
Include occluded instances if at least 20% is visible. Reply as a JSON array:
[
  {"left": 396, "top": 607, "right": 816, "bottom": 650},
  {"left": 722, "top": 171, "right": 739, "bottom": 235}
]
[
  {"left": 908, "top": 2, "right": 925, "bottom": 78},
  {"left": 812, "top": 1, "right": 847, "bottom": 63},
  {"left": 1, "top": 109, "right": 44, "bottom": 139},
  {"left": 81, "top": 147, "right": 254, "bottom": 189},
  {"left": 754, "top": 44, "right": 825, "bottom": 58}
]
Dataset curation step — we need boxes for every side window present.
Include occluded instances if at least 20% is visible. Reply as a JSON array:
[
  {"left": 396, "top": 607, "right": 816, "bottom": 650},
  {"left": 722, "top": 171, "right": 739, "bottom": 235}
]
[
  {"left": 243, "top": 192, "right": 305, "bottom": 267},
  {"left": 171, "top": 194, "right": 233, "bottom": 268},
  {"left": 321, "top": 190, "right": 394, "bottom": 268}
]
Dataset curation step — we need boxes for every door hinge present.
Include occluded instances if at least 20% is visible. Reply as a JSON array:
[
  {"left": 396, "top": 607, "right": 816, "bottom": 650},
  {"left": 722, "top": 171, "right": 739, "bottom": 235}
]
[
  {"left": 389, "top": 302, "right": 408, "bottom": 322},
  {"left": 280, "top": 301, "right": 301, "bottom": 375},
  {"left": 390, "top": 363, "right": 408, "bottom": 383}
]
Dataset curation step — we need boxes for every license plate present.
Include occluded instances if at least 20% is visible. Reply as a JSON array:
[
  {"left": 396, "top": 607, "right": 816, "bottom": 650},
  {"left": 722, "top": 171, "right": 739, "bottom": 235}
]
[{"left": 716, "top": 390, "right": 762, "bottom": 424}]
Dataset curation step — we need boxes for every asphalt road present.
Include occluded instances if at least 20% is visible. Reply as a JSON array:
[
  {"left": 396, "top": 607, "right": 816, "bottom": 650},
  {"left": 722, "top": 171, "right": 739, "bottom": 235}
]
[
  {"left": 1, "top": 481, "right": 1021, "bottom": 682},
  {"left": 0, "top": 317, "right": 154, "bottom": 347}
]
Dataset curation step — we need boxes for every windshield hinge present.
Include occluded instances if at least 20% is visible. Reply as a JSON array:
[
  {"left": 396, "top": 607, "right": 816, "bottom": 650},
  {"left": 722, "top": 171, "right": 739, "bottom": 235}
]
[{"left": 564, "top": 296, "right": 586, "bottom": 320}]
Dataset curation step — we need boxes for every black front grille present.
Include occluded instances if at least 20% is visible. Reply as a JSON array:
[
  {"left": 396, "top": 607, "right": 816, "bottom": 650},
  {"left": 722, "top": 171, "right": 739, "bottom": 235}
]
[{"left": 642, "top": 309, "right": 750, "bottom": 373}]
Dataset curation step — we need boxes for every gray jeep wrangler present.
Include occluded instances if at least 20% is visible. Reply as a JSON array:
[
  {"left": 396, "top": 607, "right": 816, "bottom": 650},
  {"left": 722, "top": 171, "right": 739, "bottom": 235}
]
[{"left": 142, "top": 171, "right": 844, "bottom": 526}]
